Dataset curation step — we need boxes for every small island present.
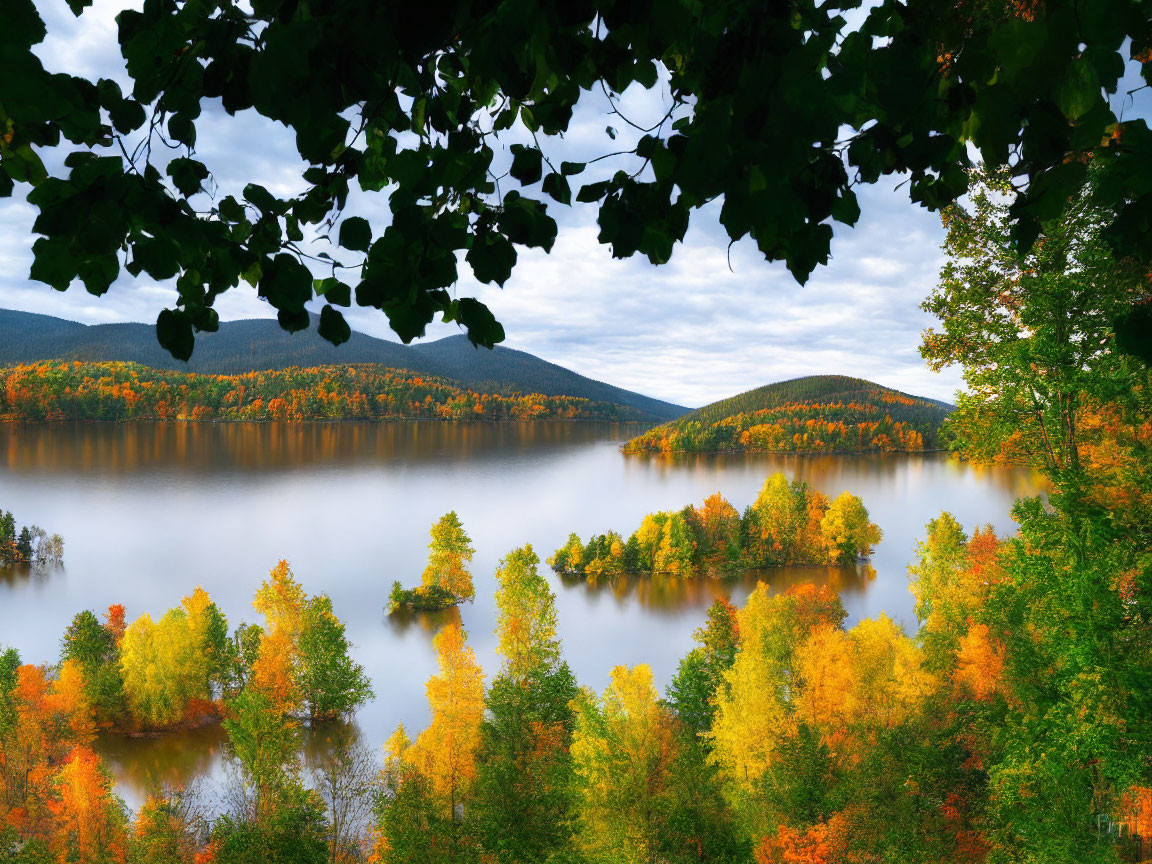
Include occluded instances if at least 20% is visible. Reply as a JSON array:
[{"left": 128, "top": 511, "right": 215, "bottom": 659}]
[
  {"left": 389, "top": 512, "right": 477, "bottom": 611},
  {"left": 549, "top": 473, "right": 881, "bottom": 579},
  {"left": 0, "top": 507, "right": 64, "bottom": 569},
  {"left": 622, "top": 375, "right": 951, "bottom": 454}
]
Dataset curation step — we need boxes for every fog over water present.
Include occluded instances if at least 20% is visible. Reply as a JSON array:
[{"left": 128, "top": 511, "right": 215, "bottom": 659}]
[{"left": 0, "top": 421, "right": 1047, "bottom": 808}]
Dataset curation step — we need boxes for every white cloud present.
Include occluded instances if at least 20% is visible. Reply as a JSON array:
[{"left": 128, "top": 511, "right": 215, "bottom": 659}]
[{"left": 3, "top": 3, "right": 966, "bottom": 409}]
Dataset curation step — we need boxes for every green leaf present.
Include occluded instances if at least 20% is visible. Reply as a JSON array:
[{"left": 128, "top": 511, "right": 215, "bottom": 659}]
[
  {"left": 29, "top": 237, "right": 77, "bottom": 290},
  {"left": 1058, "top": 59, "right": 1101, "bottom": 122},
  {"left": 576, "top": 181, "right": 610, "bottom": 203},
  {"left": 541, "top": 172, "right": 571, "bottom": 205},
  {"left": 831, "top": 190, "right": 860, "bottom": 226},
  {"left": 77, "top": 253, "right": 118, "bottom": 295},
  {"left": 314, "top": 277, "right": 351, "bottom": 306},
  {"left": 318, "top": 304, "right": 351, "bottom": 346},
  {"left": 168, "top": 114, "right": 196, "bottom": 147},
  {"left": 509, "top": 145, "right": 543, "bottom": 185},
  {"left": 561, "top": 161, "right": 585, "bottom": 176},
  {"left": 339, "top": 216, "right": 372, "bottom": 252},
  {"left": 466, "top": 231, "right": 517, "bottom": 285},
  {"left": 156, "top": 309, "right": 194, "bottom": 361},
  {"left": 455, "top": 297, "right": 505, "bottom": 347},
  {"left": 167, "top": 157, "right": 210, "bottom": 197}
]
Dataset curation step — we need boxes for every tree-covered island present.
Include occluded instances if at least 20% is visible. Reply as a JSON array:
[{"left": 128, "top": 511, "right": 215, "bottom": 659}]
[
  {"left": 550, "top": 473, "right": 881, "bottom": 580},
  {"left": 389, "top": 513, "right": 477, "bottom": 612}
]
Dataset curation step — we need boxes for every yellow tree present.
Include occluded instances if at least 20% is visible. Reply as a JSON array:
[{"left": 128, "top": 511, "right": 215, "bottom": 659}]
[
  {"left": 252, "top": 559, "right": 309, "bottom": 640},
  {"left": 50, "top": 659, "right": 97, "bottom": 744},
  {"left": 493, "top": 544, "right": 560, "bottom": 681},
  {"left": 709, "top": 583, "right": 844, "bottom": 833},
  {"left": 119, "top": 608, "right": 205, "bottom": 729},
  {"left": 407, "top": 623, "right": 485, "bottom": 827},
  {"left": 793, "top": 615, "right": 936, "bottom": 764},
  {"left": 570, "top": 664, "right": 680, "bottom": 863},
  {"left": 819, "top": 491, "right": 882, "bottom": 564},
  {"left": 421, "top": 512, "right": 475, "bottom": 601}
]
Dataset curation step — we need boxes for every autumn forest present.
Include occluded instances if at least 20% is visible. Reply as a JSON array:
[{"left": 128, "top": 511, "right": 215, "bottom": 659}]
[{"left": 3, "top": 0, "right": 1152, "bottom": 859}]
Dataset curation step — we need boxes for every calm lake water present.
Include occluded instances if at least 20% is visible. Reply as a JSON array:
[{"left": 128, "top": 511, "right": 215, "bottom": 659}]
[{"left": 0, "top": 422, "right": 1047, "bottom": 809}]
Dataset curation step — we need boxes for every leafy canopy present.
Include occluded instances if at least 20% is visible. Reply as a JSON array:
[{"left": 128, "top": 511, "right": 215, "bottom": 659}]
[{"left": 3, "top": 0, "right": 1152, "bottom": 359}]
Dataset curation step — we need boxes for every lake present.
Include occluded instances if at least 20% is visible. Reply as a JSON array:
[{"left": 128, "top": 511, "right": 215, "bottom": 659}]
[{"left": 0, "top": 421, "right": 1047, "bottom": 808}]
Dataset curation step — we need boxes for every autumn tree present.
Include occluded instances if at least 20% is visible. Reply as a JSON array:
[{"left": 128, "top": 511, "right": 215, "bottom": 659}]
[
  {"left": 709, "top": 584, "right": 845, "bottom": 834},
  {"left": 386, "top": 623, "right": 485, "bottom": 861},
  {"left": 472, "top": 545, "right": 579, "bottom": 861},
  {"left": 46, "top": 746, "right": 128, "bottom": 864},
  {"left": 421, "top": 513, "right": 476, "bottom": 602},
  {"left": 922, "top": 167, "right": 1146, "bottom": 476},
  {"left": 61, "top": 609, "right": 127, "bottom": 727},
  {"left": 819, "top": 491, "right": 882, "bottom": 565},
  {"left": 128, "top": 793, "right": 201, "bottom": 864},
  {"left": 571, "top": 664, "right": 742, "bottom": 863}
]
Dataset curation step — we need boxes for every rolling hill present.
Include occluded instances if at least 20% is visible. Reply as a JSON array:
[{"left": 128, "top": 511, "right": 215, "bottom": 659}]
[
  {"left": 623, "top": 375, "right": 953, "bottom": 454},
  {"left": 0, "top": 309, "right": 687, "bottom": 422}
]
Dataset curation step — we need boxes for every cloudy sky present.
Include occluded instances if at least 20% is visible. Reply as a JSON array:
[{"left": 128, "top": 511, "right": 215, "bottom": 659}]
[{"left": 2, "top": 0, "right": 968, "bottom": 408}]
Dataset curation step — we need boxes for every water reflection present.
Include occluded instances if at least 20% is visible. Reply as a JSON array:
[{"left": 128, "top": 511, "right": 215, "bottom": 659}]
[
  {"left": 384, "top": 605, "right": 463, "bottom": 638},
  {"left": 2, "top": 421, "right": 1048, "bottom": 812},
  {"left": 556, "top": 562, "right": 877, "bottom": 615},
  {"left": 96, "top": 725, "right": 228, "bottom": 800},
  {"left": 0, "top": 421, "right": 649, "bottom": 475}
]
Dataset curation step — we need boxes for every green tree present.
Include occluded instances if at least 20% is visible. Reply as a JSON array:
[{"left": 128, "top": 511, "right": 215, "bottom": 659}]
[
  {"left": 922, "top": 167, "right": 1144, "bottom": 476},
  {"left": 296, "top": 595, "right": 372, "bottom": 721},
  {"left": 472, "top": 544, "right": 579, "bottom": 862},
  {"left": 666, "top": 598, "right": 740, "bottom": 737},
  {"left": 209, "top": 782, "right": 328, "bottom": 864},
  {"left": 223, "top": 689, "right": 302, "bottom": 820}
]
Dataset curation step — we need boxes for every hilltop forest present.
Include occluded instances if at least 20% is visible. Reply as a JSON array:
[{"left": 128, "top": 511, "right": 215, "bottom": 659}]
[
  {"left": 624, "top": 376, "right": 951, "bottom": 454},
  {"left": 0, "top": 362, "right": 644, "bottom": 423}
]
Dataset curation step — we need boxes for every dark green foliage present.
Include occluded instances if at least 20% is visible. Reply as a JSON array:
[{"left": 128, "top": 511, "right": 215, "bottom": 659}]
[
  {"left": 470, "top": 663, "right": 580, "bottom": 862},
  {"left": 296, "top": 596, "right": 372, "bottom": 721},
  {"left": 209, "top": 783, "right": 328, "bottom": 864},
  {"left": 6, "top": 0, "right": 1150, "bottom": 360},
  {"left": 666, "top": 599, "right": 740, "bottom": 737}
]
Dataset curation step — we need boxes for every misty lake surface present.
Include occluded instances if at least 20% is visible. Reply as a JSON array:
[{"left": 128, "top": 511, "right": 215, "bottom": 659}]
[{"left": 0, "top": 421, "right": 1047, "bottom": 808}]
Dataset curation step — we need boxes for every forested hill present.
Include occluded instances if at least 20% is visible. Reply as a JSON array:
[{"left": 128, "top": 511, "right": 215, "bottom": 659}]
[
  {"left": 0, "top": 309, "right": 686, "bottom": 422},
  {"left": 0, "top": 362, "right": 648, "bottom": 423},
  {"left": 623, "top": 375, "right": 953, "bottom": 454}
]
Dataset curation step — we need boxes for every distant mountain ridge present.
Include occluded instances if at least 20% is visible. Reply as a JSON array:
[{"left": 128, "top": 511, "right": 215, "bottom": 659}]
[
  {"left": 0, "top": 309, "right": 687, "bottom": 422},
  {"left": 623, "top": 375, "right": 953, "bottom": 454}
]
